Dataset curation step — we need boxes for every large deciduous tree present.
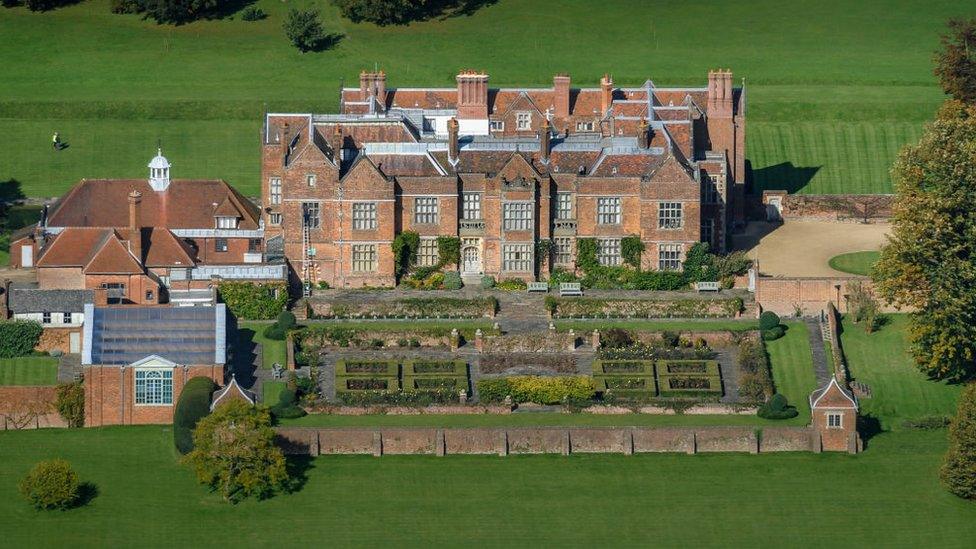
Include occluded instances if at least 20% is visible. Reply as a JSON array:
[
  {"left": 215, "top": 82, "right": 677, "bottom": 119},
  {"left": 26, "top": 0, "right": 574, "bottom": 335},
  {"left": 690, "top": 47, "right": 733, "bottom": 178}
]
[
  {"left": 935, "top": 18, "right": 976, "bottom": 104},
  {"left": 873, "top": 100, "right": 976, "bottom": 381},
  {"left": 183, "top": 400, "right": 288, "bottom": 503},
  {"left": 941, "top": 383, "right": 976, "bottom": 499}
]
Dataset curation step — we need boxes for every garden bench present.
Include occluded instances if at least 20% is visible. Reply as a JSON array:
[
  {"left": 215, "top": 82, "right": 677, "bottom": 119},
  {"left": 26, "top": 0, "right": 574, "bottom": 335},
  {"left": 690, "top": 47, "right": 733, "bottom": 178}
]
[
  {"left": 695, "top": 281, "right": 720, "bottom": 292},
  {"left": 559, "top": 282, "right": 583, "bottom": 297},
  {"left": 527, "top": 282, "right": 549, "bottom": 293},
  {"left": 271, "top": 363, "right": 284, "bottom": 380}
]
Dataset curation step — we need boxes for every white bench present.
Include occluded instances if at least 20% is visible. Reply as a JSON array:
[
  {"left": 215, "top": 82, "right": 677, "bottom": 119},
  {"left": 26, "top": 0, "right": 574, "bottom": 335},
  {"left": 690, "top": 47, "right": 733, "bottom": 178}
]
[
  {"left": 527, "top": 282, "right": 549, "bottom": 293},
  {"left": 695, "top": 281, "right": 720, "bottom": 292},
  {"left": 559, "top": 282, "right": 583, "bottom": 297}
]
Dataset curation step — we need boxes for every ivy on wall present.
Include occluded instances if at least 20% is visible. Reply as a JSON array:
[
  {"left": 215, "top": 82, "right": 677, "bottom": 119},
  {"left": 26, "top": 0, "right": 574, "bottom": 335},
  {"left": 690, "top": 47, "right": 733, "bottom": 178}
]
[{"left": 218, "top": 282, "right": 289, "bottom": 320}]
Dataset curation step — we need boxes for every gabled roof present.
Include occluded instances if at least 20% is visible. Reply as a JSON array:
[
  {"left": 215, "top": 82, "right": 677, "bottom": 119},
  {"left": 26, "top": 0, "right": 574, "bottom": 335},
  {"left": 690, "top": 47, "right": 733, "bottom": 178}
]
[
  {"left": 7, "top": 288, "right": 94, "bottom": 313},
  {"left": 809, "top": 378, "right": 858, "bottom": 410},
  {"left": 84, "top": 233, "right": 142, "bottom": 274},
  {"left": 36, "top": 228, "right": 115, "bottom": 268},
  {"left": 210, "top": 375, "right": 256, "bottom": 411},
  {"left": 46, "top": 179, "right": 260, "bottom": 230},
  {"left": 142, "top": 228, "right": 195, "bottom": 267},
  {"left": 213, "top": 197, "right": 242, "bottom": 218}
]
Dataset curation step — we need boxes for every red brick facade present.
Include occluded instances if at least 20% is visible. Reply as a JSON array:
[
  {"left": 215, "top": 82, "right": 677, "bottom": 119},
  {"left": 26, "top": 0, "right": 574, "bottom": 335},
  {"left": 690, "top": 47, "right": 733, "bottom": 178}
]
[{"left": 263, "top": 69, "right": 745, "bottom": 287}]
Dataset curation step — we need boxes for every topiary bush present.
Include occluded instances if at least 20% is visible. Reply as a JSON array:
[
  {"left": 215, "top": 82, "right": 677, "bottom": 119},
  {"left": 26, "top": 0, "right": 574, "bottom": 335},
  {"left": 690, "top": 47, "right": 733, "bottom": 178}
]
[
  {"left": 173, "top": 376, "right": 218, "bottom": 454},
  {"left": 0, "top": 319, "right": 43, "bottom": 358},
  {"left": 277, "top": 311, "right": 296, "bottom": 331},
  {"left": 759, "top": 311, "right": 781, "bottom": 332},
  {"left": 19, "top": 459, "right": 80, "bottom": 510},
  {"left": 761, "top": 325, "right": 786, "bottom": 341},
  {"left": 941, "top": 382, "right": 976, "bottom": 499},
  {"left": 757, "top": 393, "right": 799, "bottom": 419},
  {"left": 271, "top": 388, "right": 306, "bottom": 419},
  {"left": 481, "top": 275, "right": 496, "bottom": 289},
  {"left": 442, "top": 271, "right": 463, "bottom": 290}
]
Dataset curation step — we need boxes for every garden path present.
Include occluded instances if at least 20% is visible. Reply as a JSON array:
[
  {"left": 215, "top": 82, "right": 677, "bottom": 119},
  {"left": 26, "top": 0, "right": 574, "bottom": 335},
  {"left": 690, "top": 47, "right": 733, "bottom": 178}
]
[
  {"left": 804, "top": 317, "right": 831, "bottom": 386},
  {"left": 57, "top": 353, "right": 81, "bottom": 383}
]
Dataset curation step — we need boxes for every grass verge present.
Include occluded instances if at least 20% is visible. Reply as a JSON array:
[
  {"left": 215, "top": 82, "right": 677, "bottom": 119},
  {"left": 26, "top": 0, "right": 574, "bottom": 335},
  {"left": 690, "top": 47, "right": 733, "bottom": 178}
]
[{"left": 0, "top": 356, "right": 58, "bottom": 386}]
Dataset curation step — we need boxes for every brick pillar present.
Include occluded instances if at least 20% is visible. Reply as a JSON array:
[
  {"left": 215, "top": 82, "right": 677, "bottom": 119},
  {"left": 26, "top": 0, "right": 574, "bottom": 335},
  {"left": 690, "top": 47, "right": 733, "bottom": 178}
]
[
  {"left": 497, "top": 430, "right": 508, "bottom": 457},
  {"left": 567, "top": 329, "right": 576, "bottom": 351},
  {"left": 475, "top": 329, "right": 483, "bottom": 353},
  {"left": 436, "top": 430, "right": 446, "bottom": 457},
  {"left": 450, "top": 329, "right": 460, "bottom": 352},
  {"left": 591, "top": 329, "right": 600, "bottom": 350},
  {"left": 372, "top": 431, "right": 383, "bottom": 457}
]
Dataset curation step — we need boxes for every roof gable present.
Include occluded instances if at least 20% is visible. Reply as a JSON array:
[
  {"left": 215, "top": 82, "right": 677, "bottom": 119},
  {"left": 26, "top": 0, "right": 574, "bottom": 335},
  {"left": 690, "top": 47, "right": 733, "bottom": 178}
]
[
  {"left": 142, "top": 228, "right": 195, "bottom": 267},
  {"left": 84, "top": 233, "right": 142, "bottom": 274},
  {"left": 496, "top": 152, "right": 541, "bottom": 182},
  {"left": 809, "top": 378, "right": 858, "bottom": 410}
]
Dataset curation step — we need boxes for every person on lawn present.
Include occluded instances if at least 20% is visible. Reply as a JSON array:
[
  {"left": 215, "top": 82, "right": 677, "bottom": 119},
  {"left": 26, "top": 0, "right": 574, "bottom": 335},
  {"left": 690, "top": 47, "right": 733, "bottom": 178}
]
[{"left": 52, "top": 132, "right": 61, "bottom": 151}]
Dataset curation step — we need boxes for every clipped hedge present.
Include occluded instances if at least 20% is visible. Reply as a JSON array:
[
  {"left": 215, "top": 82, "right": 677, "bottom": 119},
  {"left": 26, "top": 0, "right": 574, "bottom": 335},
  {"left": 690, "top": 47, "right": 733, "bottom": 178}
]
[
  {"left": 218, "top": 282, "right": 288, "bottom": 320},
  {"left": 316, "top": 297, "right": 496, "bottom": 319},
  {"left": 476, "top": 376, "right": 595, "bottom": 405},
  {"left": 335, "top": 360, "right": 399, "bottom": 377},
  {"left": 0, "top": 319, "right": 43, "bottom": 358},
  {"left": 402, "top": 360, "right": 467, "bottom": 376},
  {"left": 659, "top": 360, "right": 721, "bottom": 377},
  {"left": 657, "top": 374, "right": 723, "bottom": 398},
  {"left": 173, "top": 376, "right": 218, "bottom": 454},
  {"left": 549, "top": 297, "right": 744, "bottom": 319},
  {"left": 591, "top": 360, "right": 654, "bottom": 376}
]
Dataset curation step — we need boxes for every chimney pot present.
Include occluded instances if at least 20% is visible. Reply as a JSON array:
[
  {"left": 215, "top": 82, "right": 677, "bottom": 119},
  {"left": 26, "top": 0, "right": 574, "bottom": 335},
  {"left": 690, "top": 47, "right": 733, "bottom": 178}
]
[{"left": 600, "top": 74, "right": 614, "bottom": 115}]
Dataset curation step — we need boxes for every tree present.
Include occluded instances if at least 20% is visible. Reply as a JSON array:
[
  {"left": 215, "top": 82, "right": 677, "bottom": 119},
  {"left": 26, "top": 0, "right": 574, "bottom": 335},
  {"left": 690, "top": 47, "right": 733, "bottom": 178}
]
[
  {"left": 173, "top": 376, "right": 218, "bottom": 454},
  {"left": 935, "top": 18, "right": 976, "bottom": 104},
  {"left": 54, "top": 383, "right": 85, "bottom": 428},
  {"left": 283, "top": 8, "right": 327, "bottom": 53},
  {"left": 874, "top": 100, "right": 976, "bottom": 381},
  {"left": 19, "top": 459, "right": 80, "bottom": 510},
  {"left": 184, "top": 400, "right": 288, "bottom": 503},
  {"left": 941, "top": 383, "right": 976, "bottom": 499},
  {"left": 0, "top": 319, "right": 42, "bottom": 358},
  {"left": 846, "top": 280, "right": 881, "bottom": 333},
  {"left": 135, "top": 0, "right": 218, "bottom": 24},
  {"left": 333, "top": 0, "right": 425, "bottom": 26}
]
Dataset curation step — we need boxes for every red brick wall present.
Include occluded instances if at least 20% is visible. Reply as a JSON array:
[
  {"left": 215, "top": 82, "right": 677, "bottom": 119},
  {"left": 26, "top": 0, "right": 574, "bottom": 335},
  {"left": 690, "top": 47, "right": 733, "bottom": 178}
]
[
  {"left": 812, "top": 407, "right": 856, "bottom": 452},
  {"left": 84, "top": 364, "right": 223, "bottom": 427},
  {"left": 755, "top": 276, "right": 903, "bottom": 316},
  {"left": 37, "top": 327, "right": 80, "bottom": 354},
  {"left": 0, "top": 386, "right": 65, "bottom": 430}
]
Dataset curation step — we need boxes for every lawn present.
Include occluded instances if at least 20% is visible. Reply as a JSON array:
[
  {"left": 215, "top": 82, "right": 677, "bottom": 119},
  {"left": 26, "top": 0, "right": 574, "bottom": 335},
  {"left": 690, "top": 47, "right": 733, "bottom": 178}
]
[
  {"left": 764, "top": 321, "right": 819, "bottom": 422},
  {"left": 554, "top": 319, "right": 758, "bottom": 332},
  {"left": 238, "top": 322, "right": 286, "bottom": 370},
  {"left": 1, "top": 426, "right": 975, "bottom": 547},
  {"left": 0, "top": 356, "right": 58, "bottom": 386},
  {"left": 829, "top": 251, "right": 881, "bottom": 276},
  {"left": 0, "top": 0, "right": 966, "bottom": 197},
  {"left": 262, "top": 381, "right": 286, "bottom": 407},
  {"left": 840, "top": 314, "right": 962, "bottom": 429}
]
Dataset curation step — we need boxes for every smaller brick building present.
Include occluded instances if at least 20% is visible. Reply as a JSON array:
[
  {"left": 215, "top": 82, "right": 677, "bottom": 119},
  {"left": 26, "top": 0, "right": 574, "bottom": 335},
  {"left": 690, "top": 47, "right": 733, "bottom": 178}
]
[
  {"left": 82, "top": 303, "right": 227, "bottom": 427},
  {"left": 809, "top": 377, "right": 859, "bottom": 452}
]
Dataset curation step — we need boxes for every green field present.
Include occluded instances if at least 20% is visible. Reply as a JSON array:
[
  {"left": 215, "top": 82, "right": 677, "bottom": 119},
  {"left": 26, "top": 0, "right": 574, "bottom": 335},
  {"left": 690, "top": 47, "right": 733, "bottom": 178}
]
[
  {"left": 1, "top": 426, "right": 975, "bottom": 547},
  {"left": 0, "top": 357, "right": 58, "bottom": 386},
  {"left": 0, "top": 0, "right": 964, "bottom": 198},
  {"left": 764, "top": 321, "right": 819, "bottom": 422},
  {"left": 840, "top": 315, "right": 962, "bottom": 429},
  {"left": 829, "top": 251, "right": 881, "bottom": 276}
]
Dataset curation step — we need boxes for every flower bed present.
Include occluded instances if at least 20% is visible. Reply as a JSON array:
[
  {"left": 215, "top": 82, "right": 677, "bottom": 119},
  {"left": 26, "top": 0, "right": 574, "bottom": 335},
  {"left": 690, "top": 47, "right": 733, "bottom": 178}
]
[
  {"left": 481, "top": 332, "right": 575, "bottom": 354},
  {"left": 335, "top": 360, "right": 399, "bottom": 377},
  {"left": 660, "top": 360, "right": 721, "bottom": 377},
  {"left": 402, "top": 360, "right": 467, "bottom": 376},
  {"left": 597, "top": 345, "right": 716, "bottom": 361},
  {"left": 334, "top": 388, "right": 457, "bottom": 406},
  {"left": 401, "top": 376, "right": 466, "bottom": 392},
  {"left": 549, "top": 297, "right": 744, "bottom": 319},
  {"left": 591, "top": 360, "right": 654, "bottom": 376},
  {"left": 479, "top": 353, "right": 578, "bottom": 374},
  {"left": 476, "top": 376, "right": 595, "bottom": 405},
  {"left": 656, "top": 374, "right": 723, "bottom": 398},
  {"left": 310, "top": 297, "right": 497, "bottom": 319}
]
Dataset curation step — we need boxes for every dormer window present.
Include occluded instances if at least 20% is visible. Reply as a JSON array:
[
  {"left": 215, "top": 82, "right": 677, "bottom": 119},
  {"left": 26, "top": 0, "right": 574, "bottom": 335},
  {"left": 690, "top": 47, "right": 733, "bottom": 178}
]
[
  {"left": 576, "top": 121, "right": 594, "bottom": 132},
  {"left": 216, "top": 216, "right": 238, "bottom": 229}
]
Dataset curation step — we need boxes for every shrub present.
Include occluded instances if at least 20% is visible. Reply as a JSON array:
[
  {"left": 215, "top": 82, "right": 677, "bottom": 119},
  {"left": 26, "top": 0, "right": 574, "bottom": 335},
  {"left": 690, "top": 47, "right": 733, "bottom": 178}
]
[
  {"left": 546, "top": 267, "right": 578, "bottom": 289},
  {"left": 110, "top": 0, "right": 141, "bottom": 14},
  {"left": 271, "top": 388, "right": 306, "bottom": 419},
  {"left": 19, "top": 459, "right": 80, "bottom": 510},
  {"left": 218, "top": 282, "right": 288, "bottom": 320},
  {"left": 138, "top": 0, "right": 219, "bottom": 24},
  {"left": 476, "top": 378, "right": 512, "bottom": 403},
  {"left": 480, "top": 275, "right": 496, "bottom": 289},
  {"left": 682, "top": 242, "right": 719, "bottom": 283},
  {"left": 601, "top": 328, "right": 633, "bottom": 349},
  {"left": 544, "top": 295, "right": 558, "bottom": 315},
  {"left": 759, "top": 311, "right": 781, "bottom": 332},
  {"left": 277, "top": 311, "right": 297, "bottom": 330},
  {"left": 630, "top": 270, "right": 687, "bottom": 291},
  {"left": 761, "top": 325, "right": 785, "bottom": 341},
  {"left": 757, "top": 393, "right": 799, "bottom": 419},
  {"left": 184, "top": 401, "right": 288, "bottom": 503},
  {"left": 283, "top": 7, "right": 328, "bottom": 53},
  {"left": 437, "top": 237, "right": 461, "bottom": 266},
  {"left": 173, "top": 376, "right": 218, "bottom": 454},
  {"left": 660, "top": 331, "right": 680, "bottom": 348},
  {"left": 317, "top": 280, "right": 331, "bottom": 290},
  {"left": 0, "top": 319, "right": 42, "bottom": 358},
  {"left": 240, "top": 5, "right": 266, "bottom": 21},
  {"left": 941, "top": 382, "right": 976, "bottom": 499},
  {"left": 496, "top": 278, "right": 527, "bottom": 291},
  {"left": 620, "top": 235, "right": 644, "bottom": 269},
  {"left": 442, "top": 271, "right": 463, "bottom": 290},
  {"left": 54, "top": 383, "right": 84, "bottom": 428},
  {"left": 263, "top": 324, "right": 286, "bottom": 341},
  {"left": 737, "top": 339, "right": 774, "bottom": 402},
  {"left": 477, "top": 376, "right": 595, "bottom": 405},
  {"left": 392, "top": 231, "right": 420, "bottom": 279}
]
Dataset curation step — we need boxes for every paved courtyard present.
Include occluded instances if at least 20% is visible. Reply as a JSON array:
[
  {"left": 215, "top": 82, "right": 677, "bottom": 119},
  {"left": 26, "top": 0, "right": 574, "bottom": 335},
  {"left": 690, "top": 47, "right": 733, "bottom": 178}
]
[{"left": 732, "top": 220, "right": 891, "bottom": 277}]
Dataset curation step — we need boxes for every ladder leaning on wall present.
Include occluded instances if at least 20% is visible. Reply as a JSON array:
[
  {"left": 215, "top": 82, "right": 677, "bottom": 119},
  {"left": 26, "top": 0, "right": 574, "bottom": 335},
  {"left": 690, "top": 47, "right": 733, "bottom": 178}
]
[{"left": 302, "top": 211, "right": 313, "bottom": 297}]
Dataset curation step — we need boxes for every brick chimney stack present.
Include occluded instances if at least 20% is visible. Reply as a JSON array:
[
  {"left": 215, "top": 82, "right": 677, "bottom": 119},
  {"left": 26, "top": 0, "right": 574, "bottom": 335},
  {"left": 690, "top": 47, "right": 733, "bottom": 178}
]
[
  {"left": 553, "top": 74, "right": 571, "bottom": 119},
  {"left": 281, "top": 123, "right": 291, "bottom": 151},
  {"left": 637, "top": 117, "right": 649, "bottom": 149},
  {"left": 540, "top": 117, "right": 551, "bottom": 164},
  {"left": 127, "top": 190, "right": 142, "bottom": 263},
  {"left": 456, "top": 70, "right": 489, "bottom": 120},
  {"left": 332, "top": 124, "right": 343, "bottom": 159},
  {"left": 707, "top": 69, "right": 733, "bottom": 118},
  {"left": 359, "top": 70, "right": 387, "bottom": 110},
  {"left": 600, "top": 74, "right": 614, "bottom": 115},
  {"left": 447, "top": 117, "right": 460, "bottom": 165}
]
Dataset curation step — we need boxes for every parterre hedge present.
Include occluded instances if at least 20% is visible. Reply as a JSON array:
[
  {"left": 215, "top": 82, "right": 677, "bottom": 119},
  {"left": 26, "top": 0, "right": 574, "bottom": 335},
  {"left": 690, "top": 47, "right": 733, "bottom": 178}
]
[
  {"left": 334, "top": 358, "right": 468, "bottom": 404},
  {"left": 476, "top": 376, "right": 595, "bottom": 405},
  {"left": 315, "top": 297, "right": 497, "bottom": 319}
]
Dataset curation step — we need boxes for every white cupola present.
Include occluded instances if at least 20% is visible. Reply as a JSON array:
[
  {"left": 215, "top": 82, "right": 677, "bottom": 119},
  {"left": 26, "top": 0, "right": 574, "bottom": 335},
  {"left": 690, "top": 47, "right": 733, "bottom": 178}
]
[{"left": 148, "top": 148, "right": 171, "bottom": 192}]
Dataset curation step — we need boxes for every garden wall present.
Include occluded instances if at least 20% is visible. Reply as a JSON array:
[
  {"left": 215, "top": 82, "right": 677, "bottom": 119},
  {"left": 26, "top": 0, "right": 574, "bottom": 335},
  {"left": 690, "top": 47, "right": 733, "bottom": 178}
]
[
  {"left": 0, "top": 386, "right": 65, "bottom": 430},
  {"left": 763, "top": 192, "right": 894, "bottom": 222},
  {"left": 754, "top": 277, "right": 903, "bottom": 316},
  {"left": 275, "top": 426, "right": 817, "bottom": 456}
]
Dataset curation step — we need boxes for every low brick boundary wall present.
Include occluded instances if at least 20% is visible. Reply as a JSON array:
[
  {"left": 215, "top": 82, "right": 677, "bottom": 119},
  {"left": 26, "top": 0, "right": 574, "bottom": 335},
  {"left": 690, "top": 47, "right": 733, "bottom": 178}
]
[
  {"left": 0, "top": 386, "right": 65, "bottom": 430},
  {"left": 276, "top": 426, "right": 819, "bottom": 456}
]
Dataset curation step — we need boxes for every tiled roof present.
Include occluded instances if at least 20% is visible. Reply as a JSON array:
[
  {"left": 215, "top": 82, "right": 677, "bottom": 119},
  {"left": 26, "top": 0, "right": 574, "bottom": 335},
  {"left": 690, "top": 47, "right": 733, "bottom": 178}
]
[
  {"left": 36, "top": 228, "right": 116, "bottom": 268},
  {"left": 368, "top": 154, "right": 443, "bottom": 177},
  {"left": 36, "top": 226, "right": 194, "bottom": 271},
  {"left": 8, "top": 288, "right": 94, "bottom": 313},
  {"left": 142, "top": 228, "right": 195, "bottom": 267},
  {"left": 84, "top": 234, "right": 142, "bottom": 274},
  {"left": 46, "top": 179, "right": 260, "bottom": 230}
]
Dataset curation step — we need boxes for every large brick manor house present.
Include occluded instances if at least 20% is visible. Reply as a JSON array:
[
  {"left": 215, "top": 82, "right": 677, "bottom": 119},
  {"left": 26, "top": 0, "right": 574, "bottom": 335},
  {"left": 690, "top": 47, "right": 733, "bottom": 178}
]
[{"left": 262, "top": 69, "right": 745, "bottom": 289}]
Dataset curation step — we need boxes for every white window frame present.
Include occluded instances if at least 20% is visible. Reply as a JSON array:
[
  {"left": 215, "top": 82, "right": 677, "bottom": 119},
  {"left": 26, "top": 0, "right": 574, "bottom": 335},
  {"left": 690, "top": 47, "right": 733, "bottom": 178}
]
[
  {"left": 418, "top": 238, "right": 440, "bottom": 267},
  {"left": 302, "top": 202, "right": 320, "bottom": 229},
  {"left": 490, "top": 120, "right": 505, "bottom": 131},
  {"left": 306, "top": 174, "right": 317, "bottom": 187},
  {"left": 516, "top": 112, "right": 531, "bottom": 131},
  {"left": 553, "top": 237, "right": 574, "bottom": 265},
  {"left": 269, "top": 177, "right": 282, "bottom": 205},
  {"left": 556, "top": 192, "right": 573, "bottom": 220},
  {"left": 658, "top": 243, "right": 682, "bottom": 271},
  {"left": 827, "top": 412, "right": 843, "bottom": 428},
  {"left": 576, "top": 121, "right": 594, "bottom": 132},
  {"left": 215, "top": 216, "right": 237, "bottom": 229},
  {"left": 269, "top": 213, "right": 282, "bottom": 226},
  {"left": 351, "top": 244, "right": 377, "bottom": 272},
  {"left": 597, "top": 197, "right": 621, "bottom": 225},
  {"left": 352, "top": 202, "right": 377, "bottom": 230},
  {"left": 414, "top": 197, "right": 439, "bottom": 225},
  {"left": 597, "top": 238, "right": 621, "bottom": 266},
  {"left": 659, "top": 202, "right": 683, "bottom": 229},
  {"left": 503, "top": 244, "right": 532, "bottom": 272},
  {"left": 503, "top": 202, "right": 533, "bottom": 231},
  {"left": 134, "top": 369, "right": 173, "bottom": 406},
  {"left": 462, "top": 192, "right": 482, "bottom": 220}
]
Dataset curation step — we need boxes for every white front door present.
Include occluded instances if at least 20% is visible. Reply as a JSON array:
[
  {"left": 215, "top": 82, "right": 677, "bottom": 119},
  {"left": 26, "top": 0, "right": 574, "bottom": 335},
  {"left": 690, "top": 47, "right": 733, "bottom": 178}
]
[
  {"left": 21, "top": 244, "right": 33, "bottom": 267},
  {"left": 462, "top": 246, "right": 482, "bottom": 274},
  {"left": 69, "top": 332, "right": 81, "bottom": 354}
]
